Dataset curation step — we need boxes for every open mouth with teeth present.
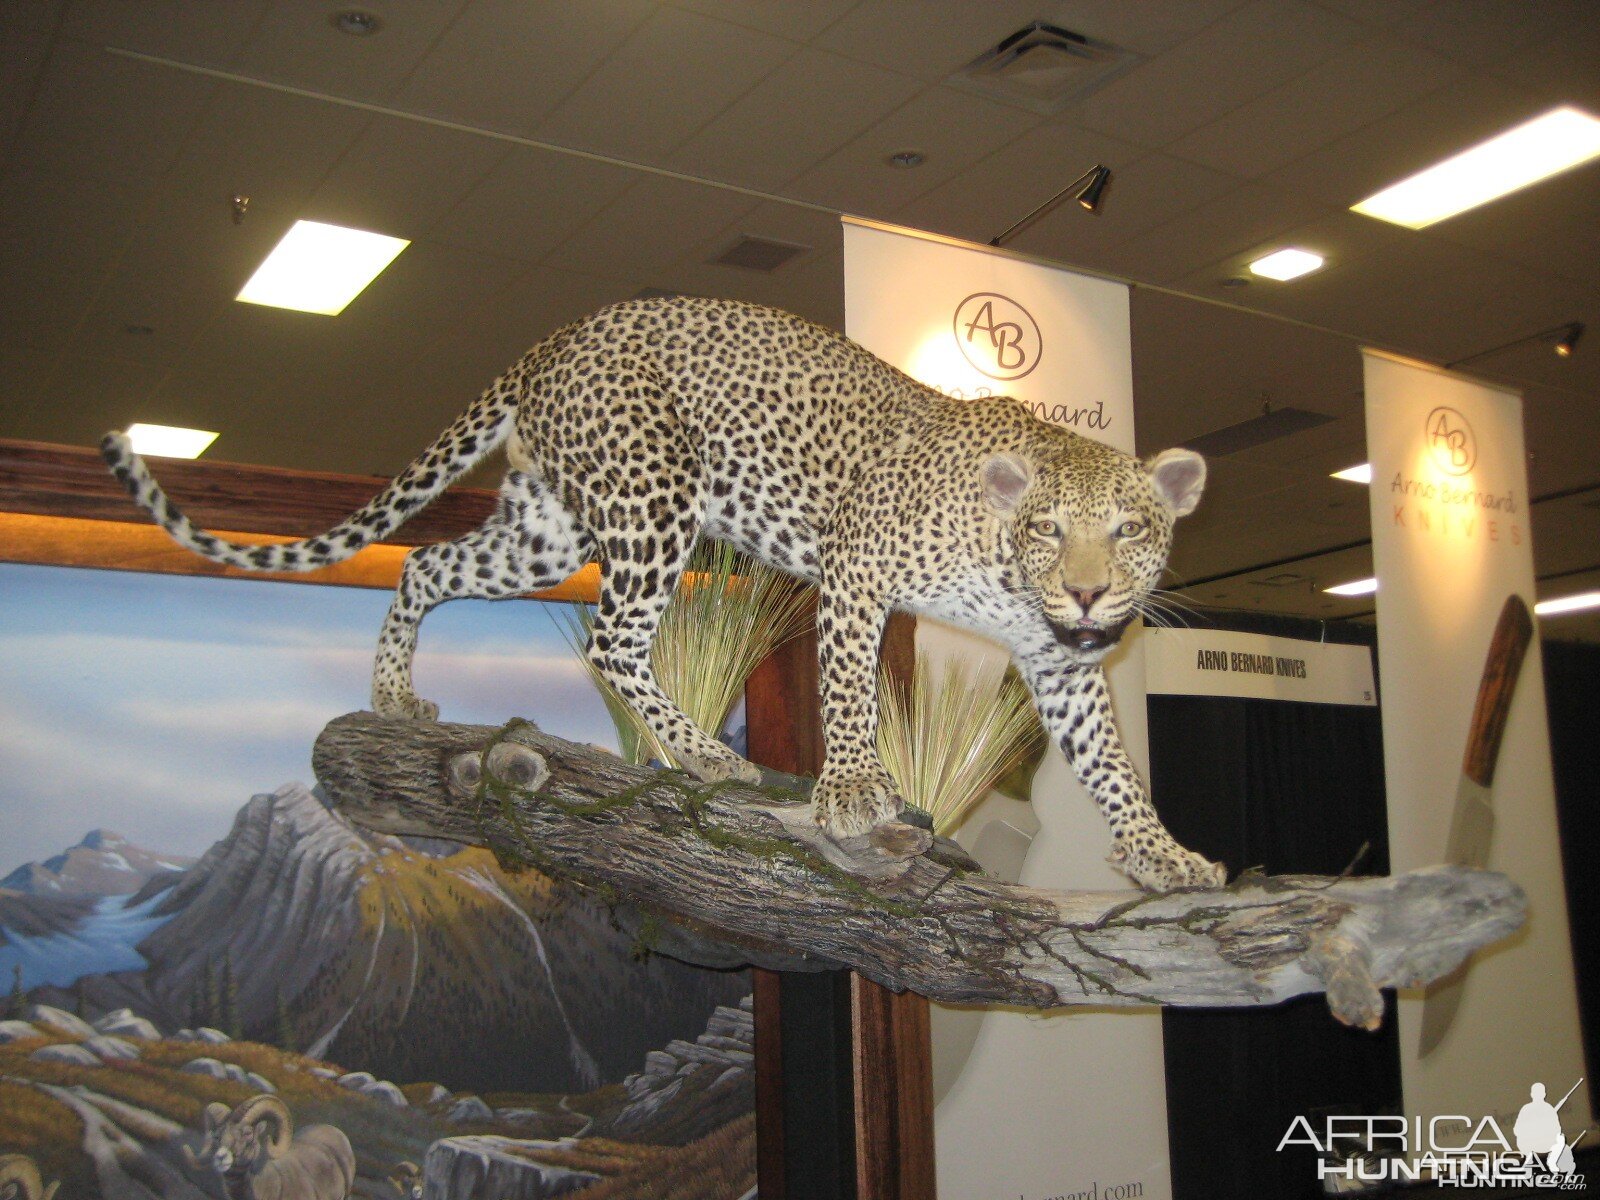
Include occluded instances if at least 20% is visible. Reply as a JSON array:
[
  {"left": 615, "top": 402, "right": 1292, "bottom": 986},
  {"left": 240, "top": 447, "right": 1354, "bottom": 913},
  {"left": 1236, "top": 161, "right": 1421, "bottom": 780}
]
[{"left": 1049, "top": 616, "right": 1132, "bottom": 653}]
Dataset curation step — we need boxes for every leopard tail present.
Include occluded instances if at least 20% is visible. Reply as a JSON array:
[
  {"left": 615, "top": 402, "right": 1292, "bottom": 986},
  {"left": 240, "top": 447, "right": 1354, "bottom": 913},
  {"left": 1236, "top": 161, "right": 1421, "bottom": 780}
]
[{"left": 99, "top": 370, "right": 524, "bottom": 572}]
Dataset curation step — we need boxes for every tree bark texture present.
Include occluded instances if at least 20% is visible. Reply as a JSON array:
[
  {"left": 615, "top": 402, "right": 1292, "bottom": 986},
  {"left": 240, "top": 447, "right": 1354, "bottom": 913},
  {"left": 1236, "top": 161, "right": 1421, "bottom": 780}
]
[{"left": 312, "top": 712, "right": 1526, "bottom": 1031}]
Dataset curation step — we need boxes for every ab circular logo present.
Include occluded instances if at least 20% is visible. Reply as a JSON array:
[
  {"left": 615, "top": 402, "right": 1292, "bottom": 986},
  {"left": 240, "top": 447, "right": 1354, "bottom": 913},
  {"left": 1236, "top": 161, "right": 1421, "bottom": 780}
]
[
  {"left": 953, "top": 292, "right": 1041, "bottom": 381},
  {"left": 1425, "top": 405, "right": 1476, "bottom": 476}
]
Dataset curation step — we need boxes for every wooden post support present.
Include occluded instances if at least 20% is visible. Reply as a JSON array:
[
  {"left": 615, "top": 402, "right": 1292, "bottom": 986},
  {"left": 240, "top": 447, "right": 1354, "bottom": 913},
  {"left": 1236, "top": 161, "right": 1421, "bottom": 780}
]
[{"left": 744, "top": 606, "right": 935, "bottom": 1199}]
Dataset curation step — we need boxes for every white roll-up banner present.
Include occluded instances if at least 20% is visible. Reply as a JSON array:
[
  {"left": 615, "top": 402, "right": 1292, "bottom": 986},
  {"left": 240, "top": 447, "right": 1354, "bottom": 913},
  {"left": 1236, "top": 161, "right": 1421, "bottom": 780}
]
[
  {"left": 1363, "top": 349, "right": 1592, "bottom": 1145},
  {"left": 844, "top": 216, "right": 1171, "bottom": 1200}
]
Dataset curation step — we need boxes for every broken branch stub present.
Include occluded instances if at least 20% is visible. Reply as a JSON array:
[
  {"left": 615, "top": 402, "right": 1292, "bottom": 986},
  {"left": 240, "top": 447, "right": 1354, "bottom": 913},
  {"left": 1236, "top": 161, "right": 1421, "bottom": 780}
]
[{"left": 311, "top": 712, "right": 1526, "bottom": 1028}]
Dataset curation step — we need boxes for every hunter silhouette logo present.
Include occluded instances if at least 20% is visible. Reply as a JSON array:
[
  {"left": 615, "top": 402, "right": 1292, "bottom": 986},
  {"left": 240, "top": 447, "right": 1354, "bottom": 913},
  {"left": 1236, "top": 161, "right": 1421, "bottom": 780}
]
[
  {"left": 954, "top": 292, "right": 1041, "bottom": 381},
  {"left": 1426, "top": 405, "right": 1476, "bottom": 476}
]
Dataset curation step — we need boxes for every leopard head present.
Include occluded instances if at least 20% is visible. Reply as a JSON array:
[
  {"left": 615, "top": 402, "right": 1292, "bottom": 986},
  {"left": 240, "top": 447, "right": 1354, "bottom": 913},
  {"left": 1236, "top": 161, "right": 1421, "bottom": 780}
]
[{"left": 982, "top": 440, "right": 1205, "bottom": 661}]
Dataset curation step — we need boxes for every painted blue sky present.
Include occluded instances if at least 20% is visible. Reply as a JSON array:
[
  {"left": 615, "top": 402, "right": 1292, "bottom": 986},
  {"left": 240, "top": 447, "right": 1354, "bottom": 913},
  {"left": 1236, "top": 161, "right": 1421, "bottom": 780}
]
[{"left": 0, "top": 563, "right": 619, "bottom": 872}]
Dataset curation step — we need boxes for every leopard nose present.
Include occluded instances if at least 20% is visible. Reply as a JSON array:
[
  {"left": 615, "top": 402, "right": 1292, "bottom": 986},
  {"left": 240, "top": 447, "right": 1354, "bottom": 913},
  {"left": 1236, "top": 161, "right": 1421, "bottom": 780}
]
[{"left": 1067, "top": 584, "right": 1107, "bottom": 613}]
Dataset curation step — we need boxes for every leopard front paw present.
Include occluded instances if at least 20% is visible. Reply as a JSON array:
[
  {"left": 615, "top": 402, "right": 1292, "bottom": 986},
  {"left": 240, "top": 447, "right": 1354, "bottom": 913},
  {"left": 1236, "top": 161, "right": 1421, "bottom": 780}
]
[
  {"left": 811, "top": 769, "right": 903, "bottom": 839},
  {"left": 1109, "top": 835, "right": 1227, "bottom": 892}
]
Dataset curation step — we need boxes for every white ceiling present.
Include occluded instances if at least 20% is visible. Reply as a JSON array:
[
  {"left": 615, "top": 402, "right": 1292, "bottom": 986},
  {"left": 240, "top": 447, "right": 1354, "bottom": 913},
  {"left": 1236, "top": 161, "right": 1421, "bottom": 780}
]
[{"left": 2, "top": 0, "right": 1597, "bottom": 638}]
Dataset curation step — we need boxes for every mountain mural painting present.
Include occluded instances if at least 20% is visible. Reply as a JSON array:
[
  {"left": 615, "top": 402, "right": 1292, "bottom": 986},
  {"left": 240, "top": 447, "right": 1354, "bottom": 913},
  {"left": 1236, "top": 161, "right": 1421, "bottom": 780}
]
[
  {"left": 0, "top": 563, "right": 758, "bottom": 1199},
  {"left": 0, "top": 786, "right": 755, "bottom": 1199}
]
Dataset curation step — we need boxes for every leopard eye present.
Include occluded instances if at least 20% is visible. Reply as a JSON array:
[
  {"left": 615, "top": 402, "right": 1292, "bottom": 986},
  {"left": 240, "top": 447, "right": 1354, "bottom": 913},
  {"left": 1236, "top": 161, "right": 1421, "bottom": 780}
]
[
  {"left": 1116, "top": 519, "right": 1146, "bottom": 539},
  {"left": 1029, "top": 518, "right": 1060, "bottom": 539}
]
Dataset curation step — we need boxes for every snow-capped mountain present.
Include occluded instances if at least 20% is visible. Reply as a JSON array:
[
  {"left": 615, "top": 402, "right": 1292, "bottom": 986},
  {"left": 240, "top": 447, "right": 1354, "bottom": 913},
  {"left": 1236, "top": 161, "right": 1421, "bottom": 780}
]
[
  {"left": 14, "top": 783, "right": 743, "bottom": 1095},
  {"left": 1, "top": 829, "right": 196, "bottom": 897}
]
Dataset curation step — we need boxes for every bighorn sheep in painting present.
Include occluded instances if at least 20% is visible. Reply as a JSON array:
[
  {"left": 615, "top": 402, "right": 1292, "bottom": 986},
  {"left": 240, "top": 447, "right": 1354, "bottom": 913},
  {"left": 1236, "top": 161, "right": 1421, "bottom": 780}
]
[
  {"left": 0, "top": 1155, "right": 59, "bottom": 1200},
  {"left": 185, "top": 1094, "right": 356, "bottom": 1200},
  {"left": 388, "top": 1161, "right": 423, "bottom": 1199}
]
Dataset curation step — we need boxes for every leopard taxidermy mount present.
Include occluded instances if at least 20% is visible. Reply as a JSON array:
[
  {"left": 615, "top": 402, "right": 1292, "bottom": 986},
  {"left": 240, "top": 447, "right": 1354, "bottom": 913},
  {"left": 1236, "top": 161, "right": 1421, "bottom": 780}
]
[{"left": 103, "top": 296, "right": 1224, "bottom": 891}]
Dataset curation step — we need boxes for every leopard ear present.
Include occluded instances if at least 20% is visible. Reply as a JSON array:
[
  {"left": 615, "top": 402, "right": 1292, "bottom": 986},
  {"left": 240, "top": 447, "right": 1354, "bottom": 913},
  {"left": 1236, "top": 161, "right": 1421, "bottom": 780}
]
[
  {"left": 1147, "top": 448, "right": 1206, "bottom": 517},
  {"left": 981, "top": 453, "right": 1033, "bottom": 514}
]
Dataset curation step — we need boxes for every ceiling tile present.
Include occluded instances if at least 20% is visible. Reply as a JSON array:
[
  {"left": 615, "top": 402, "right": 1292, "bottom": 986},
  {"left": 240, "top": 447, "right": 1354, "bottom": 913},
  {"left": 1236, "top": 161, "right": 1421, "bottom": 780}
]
[
  {"left": 394, "top": 0, "right": 656, "bottom": 138},
  {"left": 1098, "top": 181, "right": 1332, "bottom": 284},
  {"left": 1076, "top": 0, "right": 1364, "bottom": 148},
  {"left": 156, "top": 79, "right": 371, "bottom": 215},
  {"left": 233, "top": 0, "right": 471, "bottom": 104},
  {"left": 1487, "top": 26, "right": 1600, "bottom": 111},
  {"left": 791, "top": 84, "right": 1039, "bottom": 219},
  {"left": 1261, "top": 73, "right": 1547, "bottom": 208},
  {"left": 666, "top": 0, "right": 858, "bottom": 42},
  {"left": 1388, "top": 0, "right": 1570, "bottom": 67},
  {"left": 12, "top": 38, "right": 217, "bottom": 185},
  {"left": 0, "top": 264, "right": 98, "bottom": 360},
  {"left": 671, "top": 48, "right": 920, "bottom": 191},
  {"left": 0, "top": 165, "right": 156, "bottom": 277},
  {"left": 535, "top": 7, "right": 797, "bottom": 161},
  {"left": 643, "top": 202, "right": 844, "bottom": 317},
  {"left": 30, "top": 354, "right": 173, "bottom": 446},
  {"left": 1304, "top": 0, "right": 1432, "bottom": 26},
  {"left": 1043, "top": 0, "right": 1252, "bottom": 57},
  {"left": 303, "top": 115, "right": 511, "bottom": 240},
  {"left": 815, "top": 1, "right": 1052, "bottom": 82},
  {"left": 540, "top": 174, "right": 758, "bottom": 279},
  {"left": 0, "top": 21, "right": 54, "bottom": 169},
  {"left": 1412, "top": 153, "right": 1600, "bottom": 258},
  {"left": 60, "top": 0, "right": 268, "bottom": 63},
  {"left": 114, "top": 185, "right": 319, "bottom": 308},
  {"left": 1168, "top": 33, "right": 1464, "bottom": 179},
  {"left": 67, "top": 278, "right": 225, "bottom": 371},
  {"left": 428, "top": 144, "right": 640, "bottom": 265}
]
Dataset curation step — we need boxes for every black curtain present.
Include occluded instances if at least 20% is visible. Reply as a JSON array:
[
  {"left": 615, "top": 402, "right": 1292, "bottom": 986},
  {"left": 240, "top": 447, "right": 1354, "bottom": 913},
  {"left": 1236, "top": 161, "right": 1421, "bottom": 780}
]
[
  {"left": 1542, "top": 638, "right": 1600, "bottom": 1091},
  {"left": 1151, "top": 612, "right": 1401, "bottom": 1200}
]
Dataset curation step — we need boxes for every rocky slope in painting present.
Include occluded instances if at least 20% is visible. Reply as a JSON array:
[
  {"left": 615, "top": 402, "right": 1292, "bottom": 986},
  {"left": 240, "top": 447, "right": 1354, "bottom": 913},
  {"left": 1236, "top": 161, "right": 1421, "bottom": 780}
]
[
  {"left": 6, "top": 784, "right": 745, "bottom": 1096},
  {"left": 0, "top": 994, "right": 756, "bottom": 1200}
]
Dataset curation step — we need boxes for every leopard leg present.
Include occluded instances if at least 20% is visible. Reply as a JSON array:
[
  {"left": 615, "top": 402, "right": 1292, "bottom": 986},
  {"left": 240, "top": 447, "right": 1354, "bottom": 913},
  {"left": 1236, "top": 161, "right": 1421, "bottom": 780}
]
[
  {"left": 808, "top": 569, "right": 902, "bottom": 838},
  {"left": 1015, "top": 645, "right": 1226, "bottom": 890},
  {"left": 371, "top": 472, "right": 589, "bottom": 719},
  {"left": 584, "top": 525, "right": 760, "bottom": 786}
]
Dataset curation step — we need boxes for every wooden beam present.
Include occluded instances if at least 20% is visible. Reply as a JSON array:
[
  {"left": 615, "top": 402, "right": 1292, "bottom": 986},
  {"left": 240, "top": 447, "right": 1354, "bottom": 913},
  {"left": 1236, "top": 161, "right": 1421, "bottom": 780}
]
[
  {"left": 0, "top": 440, "right": 598, "bottom": 601},
  {"left": 0, "top": 438, "right": 496, "bottom": 544}
]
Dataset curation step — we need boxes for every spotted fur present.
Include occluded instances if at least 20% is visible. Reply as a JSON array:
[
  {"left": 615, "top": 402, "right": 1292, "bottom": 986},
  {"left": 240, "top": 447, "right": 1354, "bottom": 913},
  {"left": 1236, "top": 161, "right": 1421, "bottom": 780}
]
[{"left": 102, "top": 296, "right": 1223, "bottom": 891}]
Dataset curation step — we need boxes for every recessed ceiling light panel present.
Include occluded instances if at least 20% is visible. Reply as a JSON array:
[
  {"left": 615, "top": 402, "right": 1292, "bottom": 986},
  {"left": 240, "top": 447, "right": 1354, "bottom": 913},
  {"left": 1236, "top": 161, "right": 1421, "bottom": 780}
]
[
  {"left": 1352, "top": 106, "right": 1600, "bottom": 229},
  {"left": 236, "top": 219, "right": 409, "bottom": 316},
  {"left": 126, "top": 423, "right": 218, "bottom": 459},
  {"left": 1248, "top": 248, "right": 1325, "bottom": 281},
  {"left": 1324, "top": 577, "right": 1378, "bottom": 596},
  {"left": 1536, "top": 590, "right": 1600, "bottom": 616},
  {"left": 1331, "top": 463, "right": 1373, "bottom": 484}
]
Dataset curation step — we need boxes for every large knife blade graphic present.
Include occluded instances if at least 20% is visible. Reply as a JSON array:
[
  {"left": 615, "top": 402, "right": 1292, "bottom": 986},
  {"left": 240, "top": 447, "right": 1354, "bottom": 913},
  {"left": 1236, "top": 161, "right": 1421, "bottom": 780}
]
[{"left": 1418, "top": 593, "right": 1535, "bottom": 1057}]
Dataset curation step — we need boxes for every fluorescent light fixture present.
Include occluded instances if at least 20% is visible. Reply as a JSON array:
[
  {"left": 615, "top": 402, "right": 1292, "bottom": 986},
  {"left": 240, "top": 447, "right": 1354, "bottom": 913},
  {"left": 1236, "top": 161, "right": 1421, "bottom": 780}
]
[
  {"left": 1536, "top": 590, "right": 1600, "bottom": 617},
  {"left": 1248, "top": 248, "right": 1325, "bottom": 281},
  {"left": 125, "top": 422, "right": 218, "bottom": 459},
  {"left": 1352, "top": 106, "right": 1600, "bottom": 229},
  {"left": 1331, "top": 463, "right": 1373, "bottom": 484},
  {"left": 236, "top": 219, "right": 409, "bottom": 315},
  {"left": 1325, "top": 577, "right": 1378, "bottom": 596}
]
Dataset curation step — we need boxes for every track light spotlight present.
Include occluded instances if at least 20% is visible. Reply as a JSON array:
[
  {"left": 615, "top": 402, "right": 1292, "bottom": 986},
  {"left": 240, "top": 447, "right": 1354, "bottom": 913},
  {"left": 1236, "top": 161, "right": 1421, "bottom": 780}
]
[
  {"left": 1073, "top": 164, "right": 1111, "bottom": 213},
  {"left": 1446, "top": 319, "right": 1587, "bottom": 370},
  {"left": 990, "top": 164, "right": 1112, "bottom": 247}
]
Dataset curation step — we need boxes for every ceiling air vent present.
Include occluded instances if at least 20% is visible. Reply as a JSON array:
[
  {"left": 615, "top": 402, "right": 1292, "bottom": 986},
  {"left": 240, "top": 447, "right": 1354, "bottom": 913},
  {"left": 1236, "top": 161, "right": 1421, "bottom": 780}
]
[
  {"left": 1248, "top": 572, "right": 1311, "bottom": 589},
  {"left": 1182, "top": 407, "right": 1335, "bottom": 458},
  {"left": 711, "top": 236, "right": 809, "bottom": 273},
  {"left": 953, "top": 22, "right": 1139, "bottom": 114}
]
